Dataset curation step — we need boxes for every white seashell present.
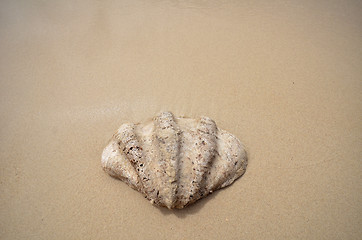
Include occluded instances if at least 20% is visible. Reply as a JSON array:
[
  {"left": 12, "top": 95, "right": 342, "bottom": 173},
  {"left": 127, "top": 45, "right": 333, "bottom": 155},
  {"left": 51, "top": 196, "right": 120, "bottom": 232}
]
[{"left": 101, "top": 112, "right": 247, "bottom": 209}]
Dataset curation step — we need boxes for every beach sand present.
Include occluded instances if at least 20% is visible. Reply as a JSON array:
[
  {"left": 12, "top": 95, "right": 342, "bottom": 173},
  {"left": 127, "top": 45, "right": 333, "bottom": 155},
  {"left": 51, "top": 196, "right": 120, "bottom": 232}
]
[{"left": 0, "top": 1, "right": 361, "bottom": 239}]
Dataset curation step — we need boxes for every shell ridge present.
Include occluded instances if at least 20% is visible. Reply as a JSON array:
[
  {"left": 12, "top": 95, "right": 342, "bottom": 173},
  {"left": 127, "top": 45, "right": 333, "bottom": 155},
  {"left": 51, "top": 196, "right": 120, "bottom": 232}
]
[
  {"left": 205, "top": 131, "right": 228, "bottom": 192},
  {"left": 101, "top": 142, "right": 141, "bottom": 190},
  {"left": 117, "top": 123, "right": 150, "bottom": 196},
  {"left": 172, "top": 129, "right": 190, "bottom": 209},
  {"left": 206, "top": 131, "right": 247, "bottom": 192},
  {"left": 186, "top": 117, "right": 218, "bottom": 205},
  {"left": 153, "top": 112, "right": 180, "bottom": 208},
  {"left": 219, "top": 134, "right": 247, "bottom": 188}
]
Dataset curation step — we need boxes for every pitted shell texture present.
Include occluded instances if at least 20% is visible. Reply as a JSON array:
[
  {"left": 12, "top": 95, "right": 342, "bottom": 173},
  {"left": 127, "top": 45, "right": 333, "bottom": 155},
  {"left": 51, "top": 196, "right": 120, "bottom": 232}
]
[{"left": 101, "top": 112, "right": 247, "bottom": 209}]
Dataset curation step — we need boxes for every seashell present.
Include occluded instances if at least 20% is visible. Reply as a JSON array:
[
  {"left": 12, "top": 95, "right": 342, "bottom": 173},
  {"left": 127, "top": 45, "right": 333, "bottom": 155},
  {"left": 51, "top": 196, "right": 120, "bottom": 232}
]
[{"left": 101, "top": 111, "right": 247, "bottom": 209}]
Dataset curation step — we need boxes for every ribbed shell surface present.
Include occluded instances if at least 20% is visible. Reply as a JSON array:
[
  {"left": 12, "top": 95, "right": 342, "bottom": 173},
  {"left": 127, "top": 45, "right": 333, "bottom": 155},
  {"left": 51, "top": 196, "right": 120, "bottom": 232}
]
[{"left": 102, "top": 112, "right": 247, "bottom": 209}]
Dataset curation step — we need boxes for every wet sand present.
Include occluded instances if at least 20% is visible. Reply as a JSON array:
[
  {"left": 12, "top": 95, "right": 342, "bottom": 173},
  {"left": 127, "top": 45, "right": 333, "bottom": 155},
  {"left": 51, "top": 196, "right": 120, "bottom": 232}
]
[{"left": 0, "top": 1, "right": 361, "bottom": 239}]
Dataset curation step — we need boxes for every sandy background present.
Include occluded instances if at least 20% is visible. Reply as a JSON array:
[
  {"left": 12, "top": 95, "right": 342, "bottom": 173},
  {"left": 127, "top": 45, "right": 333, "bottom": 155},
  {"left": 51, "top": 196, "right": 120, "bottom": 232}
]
[{"left": 1, "top": 0, "right": 361, "bottom": 239}]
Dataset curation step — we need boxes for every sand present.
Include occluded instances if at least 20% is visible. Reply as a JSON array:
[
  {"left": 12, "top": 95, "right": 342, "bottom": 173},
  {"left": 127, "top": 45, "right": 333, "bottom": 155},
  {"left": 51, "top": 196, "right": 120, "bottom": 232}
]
[{"left": 0, "top": 0, "right": 361, "bottom": 239}]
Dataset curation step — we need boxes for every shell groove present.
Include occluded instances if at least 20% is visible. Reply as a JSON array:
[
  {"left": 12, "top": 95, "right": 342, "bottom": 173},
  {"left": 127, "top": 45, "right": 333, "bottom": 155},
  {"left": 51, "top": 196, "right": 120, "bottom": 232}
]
[{"left": 102, "top": 112, "right": 247, "bottom": 209}]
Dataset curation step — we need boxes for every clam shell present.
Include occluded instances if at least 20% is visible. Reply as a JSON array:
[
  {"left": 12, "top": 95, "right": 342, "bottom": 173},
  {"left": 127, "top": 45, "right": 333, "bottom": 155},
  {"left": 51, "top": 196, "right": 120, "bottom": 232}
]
[{"left": 101, "top": 112, "right": 247, "bottom": 209}]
